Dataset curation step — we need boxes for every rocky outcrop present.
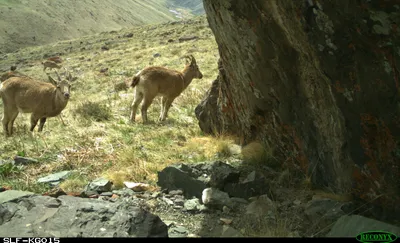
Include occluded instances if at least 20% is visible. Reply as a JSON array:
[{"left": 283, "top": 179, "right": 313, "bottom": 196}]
[
  {"left": 0, "top": 190, "right": 168, "bottom": 237},
  {"left": 197, "top": 0, "right": 400, "bottom": 215}
]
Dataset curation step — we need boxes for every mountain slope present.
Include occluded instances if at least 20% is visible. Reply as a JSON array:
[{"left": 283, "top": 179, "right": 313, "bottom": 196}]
[
  {"left": 167, "top": 0, "right": 205, "bottom": 15},
  {"left": 0, "top": 0, "right": 180, "bottom": 54}
]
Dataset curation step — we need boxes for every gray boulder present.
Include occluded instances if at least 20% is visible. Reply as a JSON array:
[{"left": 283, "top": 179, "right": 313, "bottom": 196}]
[
  {"left": 0, "top": 192, "right": 168, "bottom": 237},
  {"left": 157, "top": 161, "right": 240, "bottom": 199},
  {"left": 327, "top": 215, "right": 400, "bottom": 237}
]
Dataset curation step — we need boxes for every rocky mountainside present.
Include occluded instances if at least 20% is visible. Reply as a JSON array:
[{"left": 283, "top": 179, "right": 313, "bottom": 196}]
[
  {"left": 0, "top": 0, "right": 203, "bottom": 54},
  {"left": 196, "top": 0, "right": 400, "bottom": 220},
  {"left": 167, "top": 0, "right": 205, "bottom": 15}
]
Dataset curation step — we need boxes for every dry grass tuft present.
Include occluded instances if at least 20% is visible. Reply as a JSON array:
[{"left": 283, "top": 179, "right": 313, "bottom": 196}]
[{"left": 241, "top": 141, "right": 277, "bottom": 167}]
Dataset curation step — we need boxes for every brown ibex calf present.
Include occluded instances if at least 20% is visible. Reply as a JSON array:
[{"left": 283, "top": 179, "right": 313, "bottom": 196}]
[
  {"left": 0, "top": 66, "right": 26, "bottom": 82},
  {"left": 0, "top": 70, "right": 73, "bottom": 136},
  {"left": 47, "top": 56, "right": 63, "bottom": 64},
  {"left": 128, "top": 55, "right": 203, "bottom": 123},
  {"left": 42, "top": 60, "right": 62, "bottom": 72}
]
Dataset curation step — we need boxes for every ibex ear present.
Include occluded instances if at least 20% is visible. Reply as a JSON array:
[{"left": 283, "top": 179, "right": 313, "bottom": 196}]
[
  {"left": 189, "top": 55, "right": 197, "bottom": 66},
  {"left": 47, "top": 74, "right": 58, "bottom": 86},
  {"left": 184, "top": 56, "right": 190, "bottom": 65}
]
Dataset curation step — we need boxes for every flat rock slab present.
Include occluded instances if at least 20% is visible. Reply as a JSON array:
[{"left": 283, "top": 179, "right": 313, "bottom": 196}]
[
  {"left": 327, "top": 215, "right": 400, "bottom": 237},
  {"left": 0, "top": 190, "right": 34, "bottom": 204},
  {"left": 37, "top": 171, "right": 72, "bottom": 184},
  {"left": 0, "top": 193, "right": 168, "bottom": 237}
]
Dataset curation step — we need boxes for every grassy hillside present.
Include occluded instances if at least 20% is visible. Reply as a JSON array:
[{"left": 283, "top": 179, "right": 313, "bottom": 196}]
[
  {"left": 0, "top": 0, "right": 187, "bottom": 54},
  {"left": 0, "top": 15, "right": 224, "bottom": 193}
]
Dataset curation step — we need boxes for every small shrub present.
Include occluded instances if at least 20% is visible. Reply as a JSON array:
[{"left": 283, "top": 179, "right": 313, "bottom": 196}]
[
  {"left": 74, "top": 101, "right": 113, "bottom": 121},
  {"left": 241, "top": 141, "right": 278, "bottom": 168},
  {"left": 0, "top": 162, "right": 22, "bottom": 177}
]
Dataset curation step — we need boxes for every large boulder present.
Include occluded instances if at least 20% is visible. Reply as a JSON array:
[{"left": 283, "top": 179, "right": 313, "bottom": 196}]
[
  {"left": 0, "top": 191, "right": 168, "bottom": 237},
  {"left": 327, "top": 215, "right": 400, "bottom": 237},
  {"left": 198, "top": 0, "right": 400, "bottom": 214},
  {"left": 157, "top": 161, "right": 240, "bottom": 199}
]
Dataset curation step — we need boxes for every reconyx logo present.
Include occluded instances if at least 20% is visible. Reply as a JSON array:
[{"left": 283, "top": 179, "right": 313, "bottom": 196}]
[{"left": 356, "top": 231, "right": 398, "bottom": 243}]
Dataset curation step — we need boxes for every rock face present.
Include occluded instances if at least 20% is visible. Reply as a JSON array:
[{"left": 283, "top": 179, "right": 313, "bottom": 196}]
[
  {"left": 198, "top": 0, "right": 400, "bottom": 214},
  {"left": 0, "top": 193, "right": 168, "bottom": 237}
]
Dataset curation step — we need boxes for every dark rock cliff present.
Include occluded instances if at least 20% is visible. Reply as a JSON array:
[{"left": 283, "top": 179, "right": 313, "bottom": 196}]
[{"left": 196, "top": 0, "right": 400, "bottom": 216}]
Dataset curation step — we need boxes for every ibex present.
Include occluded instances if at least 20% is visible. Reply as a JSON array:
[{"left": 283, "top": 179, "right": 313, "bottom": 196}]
[
  {"left": 42, "top": 60, "right": 62, "bottom": 72},
  {"left": 0, "top": 66, "right": 26, "bottom": 82},
  {"left": 47, "top": 56, "right": 63, "bottom": 64},
  {"left": 128, "top": 55, "right": 203, "bottom": 123},
  {"left": 0, "top": 70, "right": 73, "bottom": 136}
]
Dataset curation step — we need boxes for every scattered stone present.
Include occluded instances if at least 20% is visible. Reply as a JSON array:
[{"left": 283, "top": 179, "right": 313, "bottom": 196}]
[
  {"left": 187, "top": 233, "right": 200, "bottom": 238},
  {"left": 0, "top": 190, "right": 34, "bottom": 204},
  {"left": 124, "top": 33, "right": 134, "bottom": 38},
  {"left": 163, "top": 221, "right": 175, "bottom": 227},
  {"left": 37, "top": 171, "right": 72, "bottom": 185},
  {"left": 42, "top": 188, "right": 66, "bottom": 198},
  {"left": 167, "top": 39, "right": 174, "bottom": 43},
  {"left": 305, "top": 198, "right": 349, "bottom": 227},
  {"left": 13, "top": 156, "right": 38, "bottom": 165},
  {"left": 162, "top": 197, "right": 174, "bottom": 206},
  {"left": 222, "top": 206, "right": 230, "bottom": 213},
  {"left": 111, "top": 194, "right": 119, "bottom": 199},
  {"left": 202, "top": 188, "right": 232, "bottom": 209},
  {"left": 209, "top": 161, "right": 240, "bottom": 189},
  {"left": 174, "top": 198, "right": 185, "bottom": 207},
  {"left": 293, "top": 199, "right": 302, "bottom": 205},
  {"left": 157, "top": 163, "right": 208, "bottom": 199},
  {"left": 168, "top": 226, "right": 188, "bottom": 238},
  {"left": 183, "top": 198, "right": 202, "bottom": 212},
  {"left": 169, "top": 190, "right": 183, "bottom": 196},
  {"left": 0, "top": 192, "right": 168, "bottom": 237},
  {"left": 100, "top": 192, "right": 113, "bottom": 197},
  {"left": 245, "top": 194, "right": 276, "bottom": 220},
  {"left": 86, "top": 178, "right": 112, "bottom": 193},
  {"left": 224, "top": 171, "right": 270, "bottom": 199},
  {"left": 151, "top": 192, "right": 161, "bottom": 198},
  {"left": 220, "top": 218, "right": 233, "bottom": 225},
  {"left": 134, "top": 193, "right": 148, "bottom": 199},
  {"left": 123, "top": 182, "right": 150, "bottom": 192},
  {"left": 178, "top": 36, "right": 199, "bottom": 43},
  {"left": 153, "top": 53, "right": 161, "bottom": 58},
  {"left": 112, "top": 188, "right": 135, "bottom": 197},
  {"left": 173, "top": 205, "right": 183, "bottom": 209},
  {"left": 101, "top": 45, "right": 109, "bottom": 51},
  {"left": 327, "top": 215, "right": 400, "bottom": 237}
]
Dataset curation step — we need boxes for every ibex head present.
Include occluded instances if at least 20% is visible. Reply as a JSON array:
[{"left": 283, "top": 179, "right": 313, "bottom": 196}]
[
  {"left": 47, "top": 68, "right": 75, "bottom": 99},
  {"left": 184, "top": 55, "right": 203, "bottom": 79}
]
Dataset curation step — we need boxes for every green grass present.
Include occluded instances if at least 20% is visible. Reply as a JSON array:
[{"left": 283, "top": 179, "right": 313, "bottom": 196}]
[{"left": 0, "top": 16, "right": 235, "bottom": 194}]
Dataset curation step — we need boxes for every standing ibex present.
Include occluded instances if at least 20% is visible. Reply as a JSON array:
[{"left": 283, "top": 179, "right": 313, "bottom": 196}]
[
  {"left": 42, "top": 60, "right": 62, "bottom": 72},
  {"left": 0, "top": 70, "right": 73, "bottom": 136},
  {"left": 128, "top": 55, "right": 203, "bottom": 123},
  {"left": 0, "top": 66, "right": 27, "bottom": 82}
]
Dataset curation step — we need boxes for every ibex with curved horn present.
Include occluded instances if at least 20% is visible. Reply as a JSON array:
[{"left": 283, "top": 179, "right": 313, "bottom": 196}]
[
  {"left": 128, "top": 55, "right": 203, "bottom": 123},
  {"left": 0, "top": 69, "right": 75, "bottom": 136}
]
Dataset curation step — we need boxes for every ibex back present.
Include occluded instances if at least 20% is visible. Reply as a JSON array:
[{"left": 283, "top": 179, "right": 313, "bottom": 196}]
[{"left": 129, "top": 55, "right": 203, "bottom": 123}]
